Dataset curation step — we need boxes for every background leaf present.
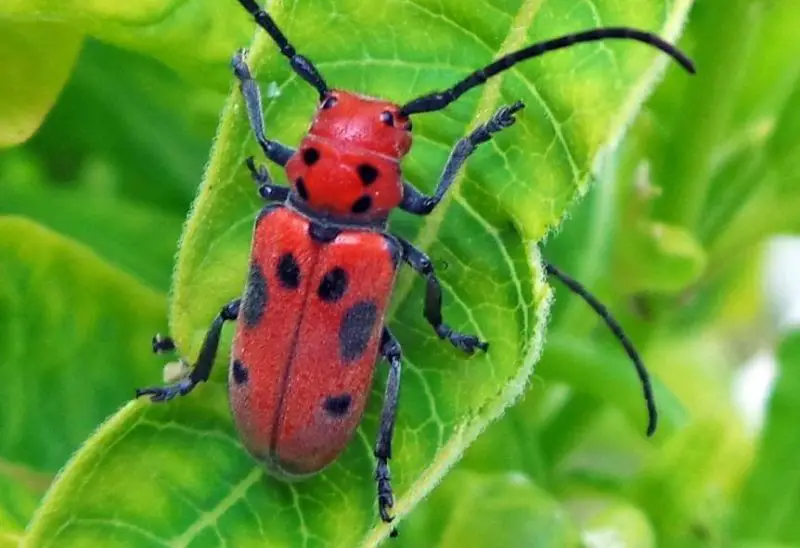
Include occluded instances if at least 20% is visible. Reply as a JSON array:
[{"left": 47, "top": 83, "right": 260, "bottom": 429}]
[
  {"left": 23, "top": 0, "right": 694, "bottom": 545},
  {"left": 0, "top": 0, "right": 251, "bottom": 88},
  {"left": 0, "top": 470, "right": 38, "bottom": 548},
  {"left": 0, "top": 216, "right": 167, "bottom": 474},
  {"left": 0, "top": 21, "right": 82, "bottom": 148},
  {"left": 732, "top": 330, "right": 800, "bottom": 544}
]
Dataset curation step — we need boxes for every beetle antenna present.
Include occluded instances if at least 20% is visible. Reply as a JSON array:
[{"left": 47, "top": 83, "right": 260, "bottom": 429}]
[
  {"left": 544, "top": 262, "right": 658, "bottom": 437},
  {"left": 401, "top": 27, "right": 694, "bottom": 116},
  {"left": 236, "top": 0, "right": 329, "bottom": 99}
]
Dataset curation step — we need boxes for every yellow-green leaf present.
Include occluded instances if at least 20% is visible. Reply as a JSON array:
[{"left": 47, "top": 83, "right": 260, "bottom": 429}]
[{"left": 0, "top": 21, "right": 82, "bottom": 147}]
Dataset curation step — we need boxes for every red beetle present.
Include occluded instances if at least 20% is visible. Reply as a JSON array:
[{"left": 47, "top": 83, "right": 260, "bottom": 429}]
[{"left": 137, "top": 0, "right": 694, "bottom": 528}]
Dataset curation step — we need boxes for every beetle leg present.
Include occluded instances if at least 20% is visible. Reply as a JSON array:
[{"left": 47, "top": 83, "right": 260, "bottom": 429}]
[
  {"left": 400, "top": 101, "right": 525, "bottom": 215},
  {"left": 151, "top": 333, "right": 176, "bottom": 354},
  {"left": 375, "top": 328, "right": 402, "bottom": 527},
  {"left": 245, "top": 157, "right": 290, "bottom": 202},
  {"left": 399, "top": 238, "right": 488, "bottom": 354},
  {"left": 232, "top": 49, "right": 295, "bottom": 167},
  {"left": 136, "top": 300, "right": 241, "bottom": 402}
]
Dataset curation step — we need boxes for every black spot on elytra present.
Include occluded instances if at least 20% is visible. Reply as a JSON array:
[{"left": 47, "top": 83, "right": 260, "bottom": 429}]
[
  {"left": 232, "top": 359, "right": 249, "bottom": 385},
  {"left": 357, "top": 164, "right": 379, "bottom": 185},
  {"left": 318, "top": 267, "right": 348, "bottom": 302},
  {"left": 302, "top": 148, "right": 320, "bottom": 166},
  {"left": 351, "top": 195, "right": 372, "bottom": 214},
  {"left": 339, "top": 301, "right": 378, "bottom": 362},
  {"left": 277, "top": 253, "right": 301, "bottom": 289},
  {"left": 296, "top": 177, "right": 309, "bottom": 200},
  {"left": 243, "top": 263, "right": 268, "bottom": 327},
  {"left": 324, "top": 393, "right": 352, "bottom": 416}
]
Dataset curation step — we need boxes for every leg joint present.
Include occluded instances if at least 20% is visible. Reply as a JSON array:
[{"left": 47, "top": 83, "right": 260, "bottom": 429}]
[{"left": 221, "top": 300, "right": 240, "bottom": 320}]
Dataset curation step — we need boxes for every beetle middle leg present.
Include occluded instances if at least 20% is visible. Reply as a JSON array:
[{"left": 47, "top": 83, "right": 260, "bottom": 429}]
[
  {"left": 399, "top": 238, "right": 488, "bottom": 354},
  {"left": 375, "top": 328, "right": 402, "bottom": 529},
  {"left": 136, "top": 299, "right": 240, "bottom": 402},
  {"left": 231, "top": 49, "right": 295, "bottom": 167},
  {"left": 399, "top": 101, "right": 525, "bottom": 215}
]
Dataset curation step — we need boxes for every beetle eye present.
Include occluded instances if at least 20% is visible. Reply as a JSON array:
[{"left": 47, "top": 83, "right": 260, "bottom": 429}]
[
  {"left": 321, "top": 95, "right": 338, "bottom": 109},
  {"left": 380, "top": 111, "right": 395, "bottom": 126}
]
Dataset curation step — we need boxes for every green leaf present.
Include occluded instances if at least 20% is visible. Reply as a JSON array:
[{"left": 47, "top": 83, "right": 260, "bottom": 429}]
[
  {"left": 732, "top": 330, "right": 800, "bottom": 544},
  {"left": 540, "top": 333, "right": 688, "bottom": 439},
  {"left": 25, "top": 40, "right": 222, "bottom": 212},
  {"left": 0, "top": 216, "right": 167, "bottom": 473},
  {"left": 581, "top": 499, "right": 657, "bottom": 548},
  {"left": 0, "top": 184, "right": 183, "bottom": 292},
  {"left": 0, "top": 470, "right": 39, "bottom": 548},
  {"left": 435, "top": 472, "right": 579, "bottom": 547},
  {"left": 26, "top": 0, "right": 694, "bottom": 545},
  {"left": 616, "top": 221, "right": 707, "bottom": 294},
  {"left": 0, "top": 20, "right": 82, "bottom": 147}
]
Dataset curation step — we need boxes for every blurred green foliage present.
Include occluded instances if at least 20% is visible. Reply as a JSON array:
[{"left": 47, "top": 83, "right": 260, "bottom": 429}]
[{"left": 1, "top": 0, "right": 799, "bottom": 546}]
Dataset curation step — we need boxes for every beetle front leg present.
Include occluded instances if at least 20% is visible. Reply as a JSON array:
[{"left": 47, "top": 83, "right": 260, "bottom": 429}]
[
  {"left": 400, "top": 101, "right": 525, "bottom": 215},
  {"left": 232, "top": 49, "right": 295, "bottom": 167},
  {"left": 375, "top": 328, "right": 402, "bottom": 530},
  {"left": 399, "top": 239, "right": 488, "bottom": 354},
  {"left": 245, "top": 157, "right": 290, "bottom": 202},
  {"left": 136, "top": 299, "right": 240, "bottom": 402}
]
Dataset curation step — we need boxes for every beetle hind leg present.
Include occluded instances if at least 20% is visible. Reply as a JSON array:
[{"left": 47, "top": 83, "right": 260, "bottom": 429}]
[
  {"left": 375, "top": 328, "right": 403, "bottom": 529},
  {"left": 136, "top": 300, "right": 240, "bottom": 402}
]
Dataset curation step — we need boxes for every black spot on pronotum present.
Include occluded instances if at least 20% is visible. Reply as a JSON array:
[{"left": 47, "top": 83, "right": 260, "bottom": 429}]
[
  {"left": 351, "top": 195, "right": 372, "bottom": 214},
  {"left": 318, "top": 267, "right": 348, "bottom": 302},
  {"left": 302, "top": 148, "right": 320, "bottom": 166},
  {"left": 277, "top": 252, "right": 301, "bottom": 289},
  {"left": 323, "top": 393, "right": 352, "bottom": 417},
  {"left": 232, "top": 359, "right": 249, "bottom": 385},
  {"left": 243, "top": 263, "right": 268, "bottom": 327},
  {"left": 296, "top": 177, "right": 309, "bottom": 200},
  {"left": 356, "top": 164, "right": 379, "bottom": 185},
  {"left": 339, "top": 300, "right": 378, "bottom": 362}
]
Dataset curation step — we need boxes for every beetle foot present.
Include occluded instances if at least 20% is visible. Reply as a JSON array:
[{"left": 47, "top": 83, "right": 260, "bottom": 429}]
[
  {"left": 135, "top": 378, "right": 197, "bottom": 403},
  {"left": 246, "top": 156, "right": 270, "bottom": 184},
  {"left": 437, "top": 326, "right": 489, "bottom": 355},
  {"left": 375, "top": 459, "right": 395, "bottom": 525},
  {"left": 488, "top": 100, "right": 525, "bottom": 131},
  {"left": 152, "top": 333, "right": 176, "bottom": 354},
  {"left": 231, "top": 48, "right": 251, "bottom": 81}
]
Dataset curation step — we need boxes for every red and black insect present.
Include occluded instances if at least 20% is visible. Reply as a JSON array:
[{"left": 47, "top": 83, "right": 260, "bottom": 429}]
[{"left": 137, "top": 0, "right": 694, "bottom": 530}]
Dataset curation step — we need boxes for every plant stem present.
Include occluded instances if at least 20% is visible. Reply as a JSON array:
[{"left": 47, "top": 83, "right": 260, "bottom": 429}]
[{"left": 653, "top": 0, "right": 762, "bottom": 230}]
